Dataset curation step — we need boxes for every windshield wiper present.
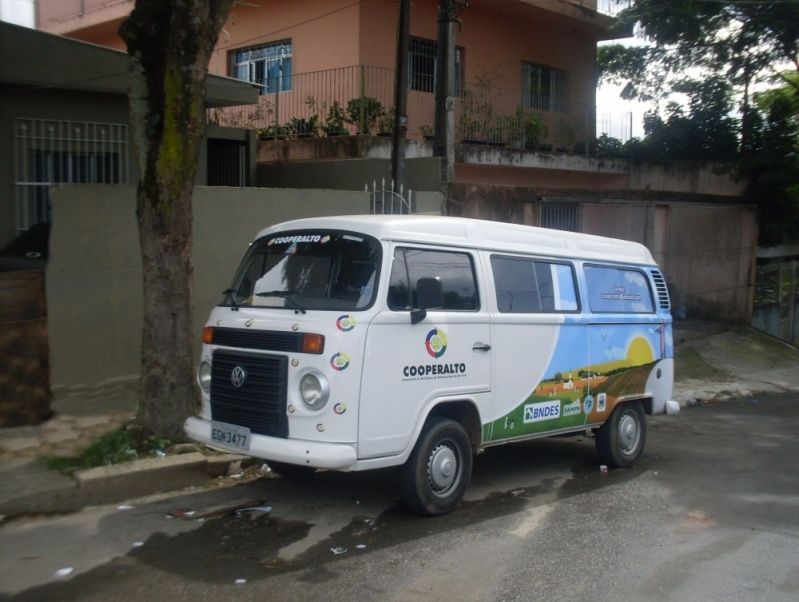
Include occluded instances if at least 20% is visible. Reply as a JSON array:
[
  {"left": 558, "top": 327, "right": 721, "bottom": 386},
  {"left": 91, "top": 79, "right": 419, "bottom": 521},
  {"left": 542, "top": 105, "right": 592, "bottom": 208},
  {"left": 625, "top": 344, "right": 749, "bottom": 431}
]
[
  {"left": 255, "top": 290, "right": 307, "bottom": 314},
  {"left": 222, "top": 288, "right": 240, "bottom": 310}
]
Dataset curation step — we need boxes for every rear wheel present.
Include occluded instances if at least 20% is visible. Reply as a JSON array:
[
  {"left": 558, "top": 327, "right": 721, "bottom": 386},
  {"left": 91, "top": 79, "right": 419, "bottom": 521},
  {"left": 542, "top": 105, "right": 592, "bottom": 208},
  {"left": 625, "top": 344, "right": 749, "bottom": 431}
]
[
  {"left": 267, "top": 461, "right": 317, "bottom": 478},
  {"left": 400, "top": 417, "right": 473, "bottom": 515},
  {"left": 596, "top": 401, "right": 646, "bottom": 468}
]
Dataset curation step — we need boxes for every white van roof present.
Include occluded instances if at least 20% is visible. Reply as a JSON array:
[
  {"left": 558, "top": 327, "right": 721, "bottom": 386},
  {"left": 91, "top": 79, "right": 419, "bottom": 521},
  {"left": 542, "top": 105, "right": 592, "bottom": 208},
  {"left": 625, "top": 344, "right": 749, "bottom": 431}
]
[{"left": 256, "top": 215, "right": 656, "bottom": 266}]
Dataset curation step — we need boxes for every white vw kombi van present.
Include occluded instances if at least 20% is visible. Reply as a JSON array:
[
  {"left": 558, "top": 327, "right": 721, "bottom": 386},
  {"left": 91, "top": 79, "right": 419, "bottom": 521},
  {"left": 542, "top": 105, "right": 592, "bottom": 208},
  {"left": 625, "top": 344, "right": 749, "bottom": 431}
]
[{"left": 185, "top": 215, "right": 675, "bottom": 514}]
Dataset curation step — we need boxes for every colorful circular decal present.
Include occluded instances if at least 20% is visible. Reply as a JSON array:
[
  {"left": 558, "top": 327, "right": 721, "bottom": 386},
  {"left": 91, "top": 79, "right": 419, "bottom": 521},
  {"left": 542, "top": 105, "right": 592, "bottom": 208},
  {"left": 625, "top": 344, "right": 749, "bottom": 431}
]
[
  {"left": 425, "top": 328, "right": 448, "bottom": 358},
  {"left": 583, "top": 394, "right": 594, "bottom": 415},
  {"left": 330, "top": 352, "right": 351, "bottom": 371},
  {"left": 333, "top": 403, "right": 347, "bottom": 415},
  {"left": 336, "top": 315, "right": 356, "bottom": 332}
]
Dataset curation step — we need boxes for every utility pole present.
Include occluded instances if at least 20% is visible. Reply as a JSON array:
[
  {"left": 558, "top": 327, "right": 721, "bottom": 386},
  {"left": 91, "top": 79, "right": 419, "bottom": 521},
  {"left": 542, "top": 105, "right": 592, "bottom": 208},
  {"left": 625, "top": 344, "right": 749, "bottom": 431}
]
[
  {"left": 391, "top": 0, "right": 411, "bottom": 204},
  {"left": 433, "top": 1, "right": 467, "bottom": 188}
]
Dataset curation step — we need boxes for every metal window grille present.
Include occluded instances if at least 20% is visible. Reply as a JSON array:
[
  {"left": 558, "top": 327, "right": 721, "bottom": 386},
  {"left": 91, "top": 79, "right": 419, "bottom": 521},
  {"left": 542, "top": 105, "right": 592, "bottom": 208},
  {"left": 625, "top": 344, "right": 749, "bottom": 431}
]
[
  {"left": 232, "top": 40, "right": 292, "bottom": 94},
  {"left": 409, "top": 37, "right": 463, "bottom": 94},
  {"left": 13, "top": 118, "right": 129, "bottom": 232},
  {"left": 207, "top": 139, "right": 247, "bottom": 187},
  {"left": 522, "top": 62, "right": 567, "bottom": 112},
  {"left": 540, "top": 202, "right": 579, "bottom": 232}
]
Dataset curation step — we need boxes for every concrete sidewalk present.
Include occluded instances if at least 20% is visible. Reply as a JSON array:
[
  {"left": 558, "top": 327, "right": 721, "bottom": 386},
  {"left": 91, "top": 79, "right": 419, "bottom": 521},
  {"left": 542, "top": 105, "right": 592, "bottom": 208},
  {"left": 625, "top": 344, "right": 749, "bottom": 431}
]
[{"left": 1, "top": 321, "right": 797, "bottom": 519}]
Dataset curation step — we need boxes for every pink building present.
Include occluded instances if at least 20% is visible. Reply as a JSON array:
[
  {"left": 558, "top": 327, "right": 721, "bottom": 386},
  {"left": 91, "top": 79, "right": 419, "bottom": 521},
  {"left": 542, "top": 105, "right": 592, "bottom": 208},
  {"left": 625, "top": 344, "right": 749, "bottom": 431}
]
[
  {"left": 35, "top": 0, "right": 758, "bottom": 322},
  {"left": 37, "top": 0, "right": 624, "bottom": 149}
]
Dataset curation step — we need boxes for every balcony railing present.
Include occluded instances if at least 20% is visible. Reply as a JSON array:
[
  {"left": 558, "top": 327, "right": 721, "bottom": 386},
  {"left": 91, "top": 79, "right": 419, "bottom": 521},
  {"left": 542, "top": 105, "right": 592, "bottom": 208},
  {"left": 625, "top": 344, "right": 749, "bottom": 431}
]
[{"left": 208, "top": 65, "right": 632, "bottom": 155}]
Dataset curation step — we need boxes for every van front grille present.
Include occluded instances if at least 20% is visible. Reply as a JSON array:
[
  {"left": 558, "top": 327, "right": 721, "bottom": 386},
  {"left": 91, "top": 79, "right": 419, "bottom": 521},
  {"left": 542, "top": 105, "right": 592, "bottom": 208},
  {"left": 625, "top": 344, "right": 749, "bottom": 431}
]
[
  {"left": 213, "top": 327, "right": 304, "bottom": 353},
  {"left": 210, "top": 350, "right": 288, "bottom": 438}
]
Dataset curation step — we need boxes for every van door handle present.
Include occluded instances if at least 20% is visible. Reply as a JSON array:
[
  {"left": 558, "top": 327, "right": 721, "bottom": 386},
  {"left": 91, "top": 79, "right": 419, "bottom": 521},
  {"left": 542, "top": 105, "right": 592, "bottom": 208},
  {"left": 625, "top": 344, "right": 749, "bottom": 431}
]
[{"left": 472, "top": 342, "right": 491, "bottom": 352}]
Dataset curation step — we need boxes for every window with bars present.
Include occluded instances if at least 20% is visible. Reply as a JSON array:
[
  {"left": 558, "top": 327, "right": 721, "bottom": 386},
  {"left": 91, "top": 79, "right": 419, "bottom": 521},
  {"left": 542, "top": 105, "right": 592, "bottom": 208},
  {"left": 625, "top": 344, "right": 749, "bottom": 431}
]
[
  {"left": 540, "top": 202, "right": 579, "bottom": 232},
  {"left": 232, "top": 40, "right": 292, "bottom": 94},
  {"left": 408, "top": 37, "right": 463, "bottom": 94},
  {"left": 13, "top": 118, "right": 128, "bottom": 231},
  {"left": 521, "top": 62, "right": 567, "bottom": 111}
]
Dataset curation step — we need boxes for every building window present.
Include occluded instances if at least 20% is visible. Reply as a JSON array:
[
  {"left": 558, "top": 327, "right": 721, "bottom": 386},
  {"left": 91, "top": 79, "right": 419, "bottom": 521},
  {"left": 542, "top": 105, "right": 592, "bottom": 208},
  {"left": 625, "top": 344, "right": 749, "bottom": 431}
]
[
  {"left": 522, "top": 62, "right": 567, "bottom": 111},
  {"left": 540, "top": 202, "right": 579, "bottom": 232},
  {"left": 232, "top": 40, "right": 292, "bottom": 94},
  {"left": 13, "top": 118, "right": 128, "bottom": 231},
  {"left": 409, "top": 37, "right": 463, "bottom": 94}
]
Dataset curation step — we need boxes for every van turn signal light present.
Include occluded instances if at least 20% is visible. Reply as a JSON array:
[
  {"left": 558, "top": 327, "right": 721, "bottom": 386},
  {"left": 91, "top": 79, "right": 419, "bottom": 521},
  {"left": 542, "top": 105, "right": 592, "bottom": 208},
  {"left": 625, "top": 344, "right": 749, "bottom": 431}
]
[
  {"left": 301, "top": 333, "right": 325, "bottom": 354},
  {"left": 202, "top": 326, "right": 214, "bottom": 344}
]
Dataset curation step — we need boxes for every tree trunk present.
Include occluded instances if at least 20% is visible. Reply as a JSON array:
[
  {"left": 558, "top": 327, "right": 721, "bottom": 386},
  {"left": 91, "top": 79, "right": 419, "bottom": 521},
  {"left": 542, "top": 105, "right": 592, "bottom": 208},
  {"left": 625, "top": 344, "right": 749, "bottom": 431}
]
[{"left": 120, "top": 0, "right": 232, "bottom": 437}]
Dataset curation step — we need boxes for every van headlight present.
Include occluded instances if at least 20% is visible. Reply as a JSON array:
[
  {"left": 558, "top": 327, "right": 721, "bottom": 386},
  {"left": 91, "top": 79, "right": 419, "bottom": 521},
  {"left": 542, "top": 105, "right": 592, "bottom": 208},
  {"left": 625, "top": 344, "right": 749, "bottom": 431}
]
[
  {"left": 299, "top": 372, "right": 329, "bottom": 411},
  {"left": 198, "top": 361, "right": 212, "bottom": 391}
]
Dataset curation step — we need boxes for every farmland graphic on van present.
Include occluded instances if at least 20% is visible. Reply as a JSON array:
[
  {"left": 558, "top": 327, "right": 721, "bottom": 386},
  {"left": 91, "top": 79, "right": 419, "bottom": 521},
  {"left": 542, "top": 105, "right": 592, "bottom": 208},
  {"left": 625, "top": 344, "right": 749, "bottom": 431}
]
[{"left": 487, "top": 323, "right": 668, "bottom": 441}]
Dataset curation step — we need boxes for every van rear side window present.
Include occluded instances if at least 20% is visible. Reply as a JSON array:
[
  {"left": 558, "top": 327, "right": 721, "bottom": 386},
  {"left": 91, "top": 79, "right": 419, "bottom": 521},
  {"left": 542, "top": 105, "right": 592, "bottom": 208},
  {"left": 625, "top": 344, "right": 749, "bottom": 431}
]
[
  {"left": 388, "top": 248, "right": 479, "bottom": 311},
  {"left": 585, "top": 265, "right": 654, "bottom": 313},
  {"left": 491, "top": 255, "right": 579, "bottom": 313}
]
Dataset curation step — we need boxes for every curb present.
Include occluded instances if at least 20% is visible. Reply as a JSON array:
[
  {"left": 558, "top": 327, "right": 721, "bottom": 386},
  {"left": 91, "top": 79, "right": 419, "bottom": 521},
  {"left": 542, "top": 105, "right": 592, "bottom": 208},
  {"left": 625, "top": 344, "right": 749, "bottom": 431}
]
[{"left": 0, "top": 452, "right": 251, "bottom": 518}]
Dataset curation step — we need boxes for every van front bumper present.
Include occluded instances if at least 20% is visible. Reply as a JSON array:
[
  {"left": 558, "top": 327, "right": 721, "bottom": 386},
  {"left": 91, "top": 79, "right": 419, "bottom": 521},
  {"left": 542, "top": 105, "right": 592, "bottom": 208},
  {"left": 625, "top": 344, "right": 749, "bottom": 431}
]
[{"left": 184, "top": 417, "right": 358, "bottom": 470}]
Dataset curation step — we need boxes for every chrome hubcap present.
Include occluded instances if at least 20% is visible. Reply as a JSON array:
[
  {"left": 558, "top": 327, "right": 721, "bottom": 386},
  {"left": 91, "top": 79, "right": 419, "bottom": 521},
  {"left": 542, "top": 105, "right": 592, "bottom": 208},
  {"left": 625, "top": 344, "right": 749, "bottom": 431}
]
[
  {"left": 618, "top": 413, "right": 640, "bottom": 455},
  {"left": 428, "top": 442, "right": 459, "bottom": 495}
]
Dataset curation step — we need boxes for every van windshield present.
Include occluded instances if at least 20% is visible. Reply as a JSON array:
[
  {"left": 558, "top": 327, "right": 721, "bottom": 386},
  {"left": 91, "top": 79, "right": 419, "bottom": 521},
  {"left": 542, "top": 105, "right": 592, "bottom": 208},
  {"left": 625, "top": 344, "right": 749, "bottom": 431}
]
[{"left": 224, "top": 230, "right": 382, "bottom": 311}]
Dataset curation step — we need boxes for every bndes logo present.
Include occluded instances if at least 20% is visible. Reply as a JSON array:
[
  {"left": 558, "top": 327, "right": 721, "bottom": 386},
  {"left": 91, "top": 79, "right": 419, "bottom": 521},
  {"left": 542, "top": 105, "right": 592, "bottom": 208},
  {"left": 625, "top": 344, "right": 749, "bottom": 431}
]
[{"left": 523, "top": 400, "right": 561, "bottom": 424}]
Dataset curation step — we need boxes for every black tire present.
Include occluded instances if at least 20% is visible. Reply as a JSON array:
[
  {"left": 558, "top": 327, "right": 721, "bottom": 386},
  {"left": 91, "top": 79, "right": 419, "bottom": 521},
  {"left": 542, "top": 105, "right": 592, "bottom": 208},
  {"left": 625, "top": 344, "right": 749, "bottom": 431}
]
[
  {"left": 267, "top": 461, "right": 317, "bottom": 478},
  {"left": 400, "top": 417, "right": 473, "bottom": 515},
  {"left": 596, "top": 401, "right": 646, "bottom": 468}
]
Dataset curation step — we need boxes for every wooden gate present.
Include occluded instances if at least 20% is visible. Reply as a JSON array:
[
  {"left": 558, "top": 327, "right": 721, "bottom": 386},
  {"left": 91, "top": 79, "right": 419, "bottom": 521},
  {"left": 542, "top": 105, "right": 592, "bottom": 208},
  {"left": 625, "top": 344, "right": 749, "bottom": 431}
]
[{"left": 0, "top": 270, "right": 52, "bottom": 426}]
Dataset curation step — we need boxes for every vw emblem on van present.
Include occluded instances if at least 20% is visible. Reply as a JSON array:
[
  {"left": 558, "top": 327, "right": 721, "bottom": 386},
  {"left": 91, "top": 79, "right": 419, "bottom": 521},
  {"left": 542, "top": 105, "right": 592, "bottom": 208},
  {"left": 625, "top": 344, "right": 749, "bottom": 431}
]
[{"left": 230, "top": 365, "right": 247, "bottom": 388}]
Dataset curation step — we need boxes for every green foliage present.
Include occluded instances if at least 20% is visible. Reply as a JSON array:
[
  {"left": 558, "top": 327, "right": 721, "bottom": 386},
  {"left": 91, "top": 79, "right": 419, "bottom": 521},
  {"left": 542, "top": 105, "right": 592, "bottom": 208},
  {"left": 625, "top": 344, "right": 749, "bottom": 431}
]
[
  {"left": 606, "top": 0, "right": 799, "bottom": 97},
  {"left": 45, "top": 423, "right": 175, "bottom": 473},
  {"left": 742, "top": 74, "right": 799, "bottom": 246},
  {"left": 323, "top": 101, "right": 349, "bottom": 137},
  {"left": 346, "top": 96, "right": 385, "bottom": 134},
  {"left": 597, "top": 77, "right": 740, "bottom": 162}
]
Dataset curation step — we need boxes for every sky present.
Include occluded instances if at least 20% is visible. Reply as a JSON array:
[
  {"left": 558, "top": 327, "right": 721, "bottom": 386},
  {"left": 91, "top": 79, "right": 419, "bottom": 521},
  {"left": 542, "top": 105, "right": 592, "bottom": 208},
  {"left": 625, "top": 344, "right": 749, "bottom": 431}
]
[{"left": 0, "top": 0, "right": 34, "bottom": 27}]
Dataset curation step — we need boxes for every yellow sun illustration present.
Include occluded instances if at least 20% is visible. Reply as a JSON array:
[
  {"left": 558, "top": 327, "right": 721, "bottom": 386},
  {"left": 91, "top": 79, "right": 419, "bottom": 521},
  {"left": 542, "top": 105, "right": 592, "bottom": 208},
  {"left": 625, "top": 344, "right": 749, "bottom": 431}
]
[{"left": 626, "top": 336, "right": 655, "bottom": 366}]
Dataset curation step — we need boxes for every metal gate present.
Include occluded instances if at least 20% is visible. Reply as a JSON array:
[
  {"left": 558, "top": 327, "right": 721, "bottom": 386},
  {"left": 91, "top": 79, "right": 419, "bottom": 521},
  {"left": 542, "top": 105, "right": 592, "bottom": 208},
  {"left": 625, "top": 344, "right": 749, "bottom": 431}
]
[
  {"left": 752, "top": 251, "right": 799, "bottom": 346},
  {"left": 207, "top": 139, "right": 247, "bottom": 187}
]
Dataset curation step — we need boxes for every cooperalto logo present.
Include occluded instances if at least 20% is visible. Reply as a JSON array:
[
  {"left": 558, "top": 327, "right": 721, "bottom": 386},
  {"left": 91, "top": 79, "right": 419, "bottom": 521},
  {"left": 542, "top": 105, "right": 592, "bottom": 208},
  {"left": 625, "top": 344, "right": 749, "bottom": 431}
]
[
  {"left": 425, "top": 328, "right": 447, "bottom": 358},
  {"left": 336, "top": 315, "right": 356, "bottom": 332},
  {"left": 330, "top": 352, "right": 351, "bottom": 371}
]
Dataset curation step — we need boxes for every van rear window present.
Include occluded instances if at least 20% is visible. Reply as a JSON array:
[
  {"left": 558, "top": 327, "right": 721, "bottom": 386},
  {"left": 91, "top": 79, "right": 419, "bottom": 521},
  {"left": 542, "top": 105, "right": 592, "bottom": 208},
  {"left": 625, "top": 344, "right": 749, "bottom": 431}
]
[
  {"left": 490, "top": 256, "right": 579, "bottom": 313},
  {"left": 585, "top": 265, "right": 654, "bottom": 313}
]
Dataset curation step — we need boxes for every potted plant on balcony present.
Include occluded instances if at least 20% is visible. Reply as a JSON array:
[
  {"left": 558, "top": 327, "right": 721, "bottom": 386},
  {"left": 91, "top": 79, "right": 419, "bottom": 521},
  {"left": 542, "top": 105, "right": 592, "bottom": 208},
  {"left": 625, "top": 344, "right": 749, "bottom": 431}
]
[
  {"left": 346, "top": 96, "right": 385, "bottom": 135},
  {"left": 322, "top": 101, "right": 349, "bottom": 137},
  {"left": 378, "top": 107, "right": 395, "bottom": 136}
]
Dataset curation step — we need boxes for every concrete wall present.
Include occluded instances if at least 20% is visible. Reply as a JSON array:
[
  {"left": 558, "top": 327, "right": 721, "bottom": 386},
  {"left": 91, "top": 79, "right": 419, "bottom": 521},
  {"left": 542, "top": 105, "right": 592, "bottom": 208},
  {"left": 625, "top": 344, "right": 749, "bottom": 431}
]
[
  {"left": 258, "top": 157, "right": 443, "bottom": 192},
  {"left": 449, "top": 182, "right": 757, "bottom": 322},
  {"left": 46, "top": 184, "right": 370, "bottom": 412}
]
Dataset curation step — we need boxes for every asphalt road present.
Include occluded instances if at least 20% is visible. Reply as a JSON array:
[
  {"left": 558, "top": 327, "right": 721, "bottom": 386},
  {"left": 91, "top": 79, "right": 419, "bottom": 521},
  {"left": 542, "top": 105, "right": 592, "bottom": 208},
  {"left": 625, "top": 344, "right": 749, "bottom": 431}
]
[{"left": 2, "top": 394, "right": 798, "bottom": 601}]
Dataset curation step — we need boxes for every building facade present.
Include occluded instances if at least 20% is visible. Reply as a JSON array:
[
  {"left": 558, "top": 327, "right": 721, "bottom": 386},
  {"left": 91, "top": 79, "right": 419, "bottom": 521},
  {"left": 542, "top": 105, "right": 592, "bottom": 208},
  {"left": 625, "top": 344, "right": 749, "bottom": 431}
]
[{"left": 34, "top": 0, "right": 757, "bottom": 322}]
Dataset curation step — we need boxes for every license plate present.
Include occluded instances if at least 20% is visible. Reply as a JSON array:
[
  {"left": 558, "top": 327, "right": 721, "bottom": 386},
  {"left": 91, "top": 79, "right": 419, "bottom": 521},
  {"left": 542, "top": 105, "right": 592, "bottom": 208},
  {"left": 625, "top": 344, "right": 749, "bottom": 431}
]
[{"left": 211, "top": 421, "right": 251, "bottom": 451}]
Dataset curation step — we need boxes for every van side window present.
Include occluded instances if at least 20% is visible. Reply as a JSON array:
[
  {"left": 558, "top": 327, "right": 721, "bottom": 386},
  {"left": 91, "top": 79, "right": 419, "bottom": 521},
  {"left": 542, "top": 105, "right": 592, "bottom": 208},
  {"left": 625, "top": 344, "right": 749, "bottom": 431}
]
[
  {"left": 388, "top": 248, "right": 479, "bottom": 311},
  {"left": 491, "top": 256, "right": 579, "bottom": 313},
  {"left": 584, "top": 265, "right": 654, "bottom": 313}
]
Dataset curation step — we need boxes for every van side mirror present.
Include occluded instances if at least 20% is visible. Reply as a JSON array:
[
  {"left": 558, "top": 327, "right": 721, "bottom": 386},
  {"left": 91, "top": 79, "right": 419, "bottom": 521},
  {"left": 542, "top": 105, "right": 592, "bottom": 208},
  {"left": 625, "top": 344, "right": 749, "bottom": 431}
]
[{"left": 411, "top": 277, "right": 444, "bottom": 324}]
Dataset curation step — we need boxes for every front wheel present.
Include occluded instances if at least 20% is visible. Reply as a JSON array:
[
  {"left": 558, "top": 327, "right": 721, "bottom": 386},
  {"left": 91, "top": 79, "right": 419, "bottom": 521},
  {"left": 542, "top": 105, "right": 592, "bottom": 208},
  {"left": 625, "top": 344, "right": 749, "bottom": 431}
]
[
  {"left": 400, "top": 417, "right": 473, "bottom": 515},
  {"left": 596, "top": 401, "right": 646, "bottom": 468}
]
